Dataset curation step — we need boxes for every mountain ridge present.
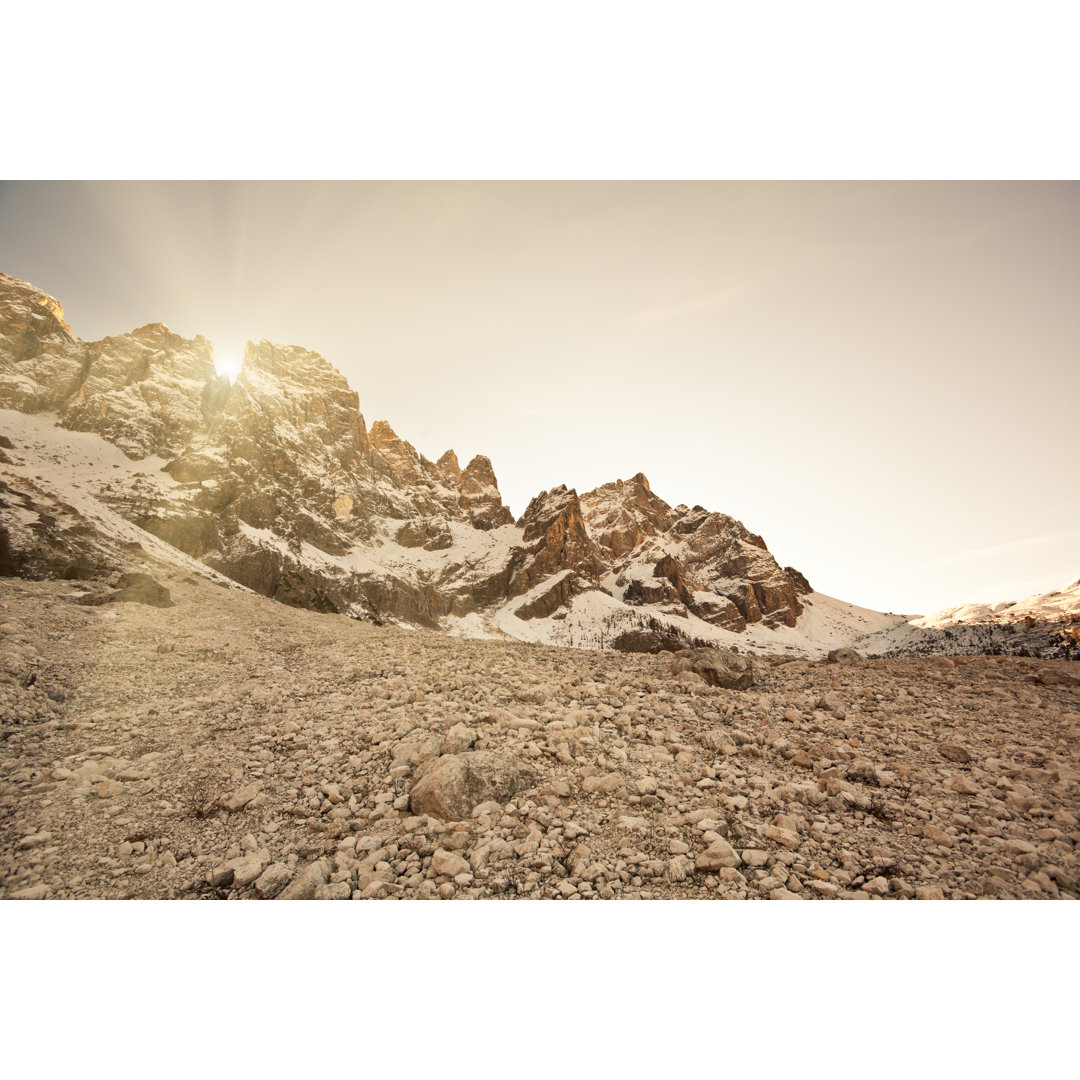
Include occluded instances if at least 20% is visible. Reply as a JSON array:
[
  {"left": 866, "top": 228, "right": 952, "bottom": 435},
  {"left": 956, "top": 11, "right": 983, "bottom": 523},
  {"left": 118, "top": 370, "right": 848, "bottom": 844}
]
[{"left": 1, "top": 270, "right": 1075, "bottom": 660}]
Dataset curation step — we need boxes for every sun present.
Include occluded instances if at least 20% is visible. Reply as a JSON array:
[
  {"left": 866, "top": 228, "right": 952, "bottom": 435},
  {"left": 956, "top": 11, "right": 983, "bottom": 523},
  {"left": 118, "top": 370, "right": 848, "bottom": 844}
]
[{"left": 215, "top": 350, "right": 244, "bottom": 382}]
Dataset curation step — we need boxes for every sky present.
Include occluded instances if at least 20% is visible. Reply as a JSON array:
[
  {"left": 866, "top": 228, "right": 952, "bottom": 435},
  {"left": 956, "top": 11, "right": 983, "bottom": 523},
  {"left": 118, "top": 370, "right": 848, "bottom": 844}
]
[{"left": 1, "top": 180, "right": 1077, "bottom": 616}]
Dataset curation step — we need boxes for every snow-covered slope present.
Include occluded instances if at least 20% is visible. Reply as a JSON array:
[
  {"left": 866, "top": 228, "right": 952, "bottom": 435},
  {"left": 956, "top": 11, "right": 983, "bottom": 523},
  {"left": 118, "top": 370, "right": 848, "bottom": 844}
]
[
  {"left": 0, "top": 408, "right": 247, "bottom": 589},
  {"left": 470, "top": 585, "right": 911, "bottom": 659},
  {"left": 914, "top": 579, "right": 1080, "bottom": 629}
]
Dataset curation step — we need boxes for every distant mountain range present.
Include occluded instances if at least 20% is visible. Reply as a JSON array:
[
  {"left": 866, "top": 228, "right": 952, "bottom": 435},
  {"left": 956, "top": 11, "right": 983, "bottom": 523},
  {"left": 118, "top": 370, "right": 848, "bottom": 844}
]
[{"left": 2, "top": 271, "right": 1075, "bottom": 660}]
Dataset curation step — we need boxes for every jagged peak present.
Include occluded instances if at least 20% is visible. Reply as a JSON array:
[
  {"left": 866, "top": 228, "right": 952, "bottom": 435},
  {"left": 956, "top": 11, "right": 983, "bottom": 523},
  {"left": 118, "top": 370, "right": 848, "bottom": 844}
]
[
  {"left": 518, "top": 485, "right": 581, "bottom": 527},
  {"left": 241, "top": 339, "right": 351, "bottom": 389},
  {"left": 436, "top": 449, "right": 463, "bottom": 485},
  {"left": 463, "top": 453, "right": 497, "bottom": 478},
  {"left": 528, "top": 483, "right": 577, "bottom": 503},
  {"left": 369, "top": 420, "right": 423, "bottom": 469},
  {"left": 369, "top": 419, "right": 400, "bottom": 442},
  {"left": 0, "top": 270, "right": 72, "bottom": 336},
  {"left": 130, "top": 321, "right": 174, "bottom": 338}
]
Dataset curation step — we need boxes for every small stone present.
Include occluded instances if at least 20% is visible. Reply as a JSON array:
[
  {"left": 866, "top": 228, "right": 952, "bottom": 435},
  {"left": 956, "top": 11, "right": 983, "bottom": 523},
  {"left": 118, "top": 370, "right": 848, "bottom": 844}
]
[
  {"left": 207, "top": 865, "right": 235, "bottom": 888},
  {"left": 938, "top": 743, "right": 972, "bottom": 764},
  {"left": 278, "top": 858, "right": 331, "bottom": 900},
  {"left": 923, "top": 824, "right": 954, "bottom": 848},
  {"left": 96, "top": 780, "right": 124, "bottom": 798},
  {"left": 314, "top": 881, "right": 352, "bottom": 900},
  {"left": 945, "top": 774, "right": 980, "bottom": 796},
  {"left": 220, "top": 781, "right": 261, "bottom": 812},
  {"left": 696, "top": 838, "right": 741, "bottom": 871},
  {"left": 255, "top": 863, "right": 292, "bottom": 899},
  {"left": 1004, "top": 838, "right": 1037, "bottom": 856},
  {"left": 763, "top": 826, "right": 801, "bottom": 851},
  {"left": 430, "top": 849, "right": 471, "bottom": 878},
  {"left": 17, "top": 832, "right": 52, "bottom": 850},
  {"left": 915, "top": 886, "right": 945, "bottom": 900},
  {"left": 582, "top": 772, "right": 624, "bottom": 794},
  {"left": 10, "top": 884, "right": 50, "bottom": 900},
  {"left": 227, "top": 854, "right": 267, "bottom": 887},
  {"left": 444, "top": 722, "right": 478, "bottom": 753}
]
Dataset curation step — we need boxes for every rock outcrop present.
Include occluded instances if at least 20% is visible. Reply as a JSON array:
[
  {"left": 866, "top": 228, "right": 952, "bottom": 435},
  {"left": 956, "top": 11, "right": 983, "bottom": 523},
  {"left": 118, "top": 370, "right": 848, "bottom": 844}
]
[{"left": 582, "top": 476, "right": 805, "bottom": 630}]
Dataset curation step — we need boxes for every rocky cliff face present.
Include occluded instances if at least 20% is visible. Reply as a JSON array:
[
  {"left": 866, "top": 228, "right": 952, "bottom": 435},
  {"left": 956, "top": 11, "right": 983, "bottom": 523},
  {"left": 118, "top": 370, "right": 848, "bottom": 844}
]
[
  {"left": 1, "top": 270, "right": 817, "bottom": 651},
  {"left": 580, "top": 474, "right": 809, "bottom": 631}
]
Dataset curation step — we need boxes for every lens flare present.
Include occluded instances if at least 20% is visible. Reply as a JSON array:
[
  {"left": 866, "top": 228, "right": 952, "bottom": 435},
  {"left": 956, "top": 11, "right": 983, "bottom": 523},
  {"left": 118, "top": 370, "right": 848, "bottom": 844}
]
[{"left": 215, "top": 351, "right": 243, "bottom": 382}]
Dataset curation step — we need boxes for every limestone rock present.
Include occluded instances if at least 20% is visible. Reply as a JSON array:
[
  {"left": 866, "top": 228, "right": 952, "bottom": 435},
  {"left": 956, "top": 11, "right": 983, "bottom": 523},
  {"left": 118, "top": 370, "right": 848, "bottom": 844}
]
[
  {"left": 254, "top": 863, "right": 293, "bottom": 899},
  {"left": 938, "top": 743, "right": 972, "bottom": 764},
  {"left": 409, "top": 752, "right": 538, "bottom": 821},
  {"left": 827, "top": 648, "right": 863, "bottom": 664},
  {"left": 674, "top": 647, "right": 754, "bottom": 690},
  {"left": 430, "top": 849, "right": 471, "bottom": 878},
  {"left": 696, "top": 838, "right": 742, "bottom": 871},
  {"left": 278, "top": 859, "right": 331, "bottom": 900},
  {"left": 220, "top": 781, "right": 261, "bottom": 812}
]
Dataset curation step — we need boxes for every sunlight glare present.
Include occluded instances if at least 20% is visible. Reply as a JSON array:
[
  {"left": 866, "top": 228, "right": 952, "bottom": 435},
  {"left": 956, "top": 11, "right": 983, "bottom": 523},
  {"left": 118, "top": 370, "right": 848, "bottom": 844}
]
[{"left": 215, "top": 350, "right": 243, "bottom": 382}]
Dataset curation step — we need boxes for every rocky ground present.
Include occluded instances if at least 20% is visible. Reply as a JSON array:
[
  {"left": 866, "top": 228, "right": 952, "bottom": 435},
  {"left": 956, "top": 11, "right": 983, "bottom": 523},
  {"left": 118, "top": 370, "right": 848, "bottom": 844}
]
[{"left": 2, "top": 572, "right": 1078, "bottom": 900}]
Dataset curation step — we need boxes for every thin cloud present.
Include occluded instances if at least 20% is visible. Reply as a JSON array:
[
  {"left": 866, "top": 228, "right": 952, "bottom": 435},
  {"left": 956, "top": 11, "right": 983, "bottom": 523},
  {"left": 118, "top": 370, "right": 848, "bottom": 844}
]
[
  {"left": 926, "top": 531, "right": 1080, "bottom": 567},
  {"left": 633, "top": 276, "right": 773, "bottom": 326}
]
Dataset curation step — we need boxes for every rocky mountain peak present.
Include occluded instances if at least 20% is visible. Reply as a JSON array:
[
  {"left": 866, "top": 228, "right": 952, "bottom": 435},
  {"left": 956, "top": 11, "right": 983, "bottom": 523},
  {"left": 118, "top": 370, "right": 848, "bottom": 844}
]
[
  {"left": 436, "top": 449, "right": 463, "bottom": 484},
  {"left": 0, "top": 271, "right": 72, "bottom": 338},
  {"left": 458, "top": 455, "right": 514, "bottom": 530},
  {"left": 368, "top": 420, "right": 426, "bottom": 486},
  {"left": 239, "top": 339, "right": 353, "bottom": 393},
  {"left": 516, "top": 486, "right": 602, "bottom": 577},
  {"left": 130, "top": 321, "right": 175, "bottom": 340},
  {"left": 581, "top": 472, "right": 675, "bottom": 559}
]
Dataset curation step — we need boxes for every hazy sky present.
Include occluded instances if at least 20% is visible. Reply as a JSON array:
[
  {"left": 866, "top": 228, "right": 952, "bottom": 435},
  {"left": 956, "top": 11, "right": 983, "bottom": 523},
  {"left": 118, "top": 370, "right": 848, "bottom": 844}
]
[{"left": 1, "top": 181, "right": 1077, "bottom": 615}]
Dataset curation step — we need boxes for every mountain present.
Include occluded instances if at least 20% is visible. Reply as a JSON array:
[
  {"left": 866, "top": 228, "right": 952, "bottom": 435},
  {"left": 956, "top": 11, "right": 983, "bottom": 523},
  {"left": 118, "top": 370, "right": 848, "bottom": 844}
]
[
  {"left": 1, "top": 271, "right": 1073, "bottom": 660},
  {"left": 914, "top": 579, "right": 1080, "bottom": 630}
]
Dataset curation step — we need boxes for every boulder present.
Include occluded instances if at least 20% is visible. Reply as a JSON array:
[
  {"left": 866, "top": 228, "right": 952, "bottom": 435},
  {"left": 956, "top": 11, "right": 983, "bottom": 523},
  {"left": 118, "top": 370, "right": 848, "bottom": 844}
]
[
  {"left": 696, "top": 838, "right": 742, "bottom": 871},
  {"left": 938, "top": 743, "right": 972, "bottom": 764},
  {"left": 409, "top": 752, "right": 538, "bottom": 821},
  {"left": 77, "top": 572, "right": 174, "bottom": 609},
  {"left": 278, "top": 858, "right": 331, "bottom": 900},
  {"left": 826, "top": 648, "right": 863, "bottom": 664},
  {"left": 674, "top": 647, "right": 754, "bottom": 690}
]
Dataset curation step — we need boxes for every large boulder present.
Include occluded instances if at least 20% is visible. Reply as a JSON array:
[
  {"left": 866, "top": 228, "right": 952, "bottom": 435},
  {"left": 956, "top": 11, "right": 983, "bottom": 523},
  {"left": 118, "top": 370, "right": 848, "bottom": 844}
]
[
  {"left": 77, "top": 572, "right": 174, "bottom": 608},
  {"left": 673, "top": 647, "right": 754, "bottom": 690},
  {"left": 409, "top": 752, "right": 538, "bottom": 821},
  {"left": 826, "top": 648, "right": 863, "bottom": 665}
]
